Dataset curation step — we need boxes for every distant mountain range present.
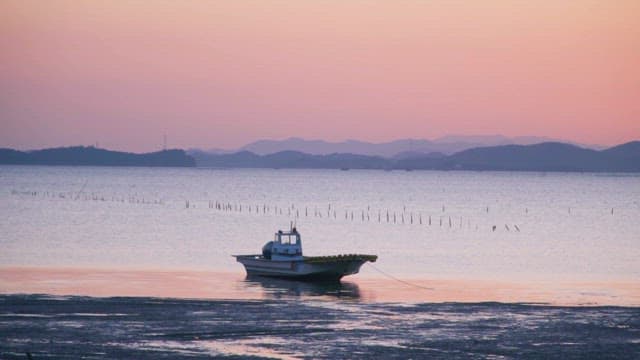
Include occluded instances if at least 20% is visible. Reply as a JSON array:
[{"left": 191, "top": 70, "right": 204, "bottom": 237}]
[
  {"left": 0, "top": 146, "right": 195, "bottom": 167},
  {"left": 2, "top": 141, "right": 638, "bottom": 172},
  {"left": 194, "top": 135, "right": 605, "bottom": 158},
  {"left": 190, "top": 150, "right": 390, "bottom": 169},
  {"left": 192, "top": 141, "right": 640, "bottom": 172}
]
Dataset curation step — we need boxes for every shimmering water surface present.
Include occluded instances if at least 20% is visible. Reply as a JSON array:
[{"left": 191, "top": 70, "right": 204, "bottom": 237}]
[
  {"left": 1, "top": 166, "right": 639, "bottom": 281},
  {"left": 2, "top": 166, "right": 640, "bottom": 359},
  {"left": 1, "top": 295, "right": 639, "bottom": 359}
]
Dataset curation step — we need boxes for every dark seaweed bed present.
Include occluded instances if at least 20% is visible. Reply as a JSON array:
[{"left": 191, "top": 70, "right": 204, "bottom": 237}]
[{"left": 1, "top": 294, "right": 639, "bottom": 359}]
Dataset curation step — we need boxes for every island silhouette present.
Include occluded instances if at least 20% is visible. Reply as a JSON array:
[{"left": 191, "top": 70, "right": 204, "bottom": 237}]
[{"left": 1, "top": 141, "right": 638, "bottom": 172}]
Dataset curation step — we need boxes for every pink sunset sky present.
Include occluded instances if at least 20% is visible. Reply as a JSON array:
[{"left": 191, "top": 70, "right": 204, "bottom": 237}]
[{"left": 1, "top": 1, "right": 639, "bottom": 152}]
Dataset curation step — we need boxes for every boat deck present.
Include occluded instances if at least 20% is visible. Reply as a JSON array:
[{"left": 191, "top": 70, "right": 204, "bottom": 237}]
[{"left": 303, "top": 254, "right": 378, "bottom": 264}]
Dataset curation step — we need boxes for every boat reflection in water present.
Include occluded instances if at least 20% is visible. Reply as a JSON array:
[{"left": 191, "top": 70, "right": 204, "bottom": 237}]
[{"left": 242, "top": 275, "right": 362, "bottom": 300}]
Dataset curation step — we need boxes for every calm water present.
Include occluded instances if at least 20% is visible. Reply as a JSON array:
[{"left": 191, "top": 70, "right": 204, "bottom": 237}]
[
  {"left": 1, "top": 166, "right": 639, "bottom": 282},
  {"left": 2, "top": 166, "right": 640, "bottom": 359}
]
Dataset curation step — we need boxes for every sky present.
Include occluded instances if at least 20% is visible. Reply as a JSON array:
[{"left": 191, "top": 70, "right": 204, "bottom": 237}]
[{"left": 1, "top": 1, "right": 639, "bottom": 152}]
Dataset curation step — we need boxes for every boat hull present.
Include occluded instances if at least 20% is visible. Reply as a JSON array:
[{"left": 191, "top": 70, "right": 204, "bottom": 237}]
[{"left": 234, "top": 255, "right": 371, "bottom": 281}]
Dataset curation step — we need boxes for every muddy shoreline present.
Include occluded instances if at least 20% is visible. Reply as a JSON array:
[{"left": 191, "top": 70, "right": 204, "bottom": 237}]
[{"left": 2, "top": 294, "right": 639, "bottom": 359}]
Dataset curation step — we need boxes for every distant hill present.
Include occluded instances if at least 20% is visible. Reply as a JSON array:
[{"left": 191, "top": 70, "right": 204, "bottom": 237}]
[
  {"left": 193, "top": 141, "right": 640, "bottom": 172},
  {"left": 238, "top": 138, "right": 438, "bottom": 157},
  {"left": 0, "top": 146, "right": 196, "bottom": 167},
  {"left": 4, "top": 141, "right": 636, "bottom": 171},
  {"left": 397, "top": 141, "right": 640, "bottom": 172},
  {"left": 203, "top": 135, "right": 601, "bottom": 158},
  {"left": 192, "top": 150, "right": 388, "bottom": 169},
  {"left": 392, "top": 151, "right": 446, "bottom": 160}
]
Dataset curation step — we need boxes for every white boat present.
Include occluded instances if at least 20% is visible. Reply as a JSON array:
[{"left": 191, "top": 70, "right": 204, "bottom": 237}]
[{"left": 234, "top": 227, "right": 377, "bottom": 281}]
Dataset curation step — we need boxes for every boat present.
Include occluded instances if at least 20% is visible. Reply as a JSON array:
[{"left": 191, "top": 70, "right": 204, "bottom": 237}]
[{"left": 234, "top": 227, "right": 377, "bottom": 281}]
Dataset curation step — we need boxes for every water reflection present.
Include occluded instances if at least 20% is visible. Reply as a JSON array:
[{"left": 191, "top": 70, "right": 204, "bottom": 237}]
[{"left": 242, "top": 276, "right": 362, "bottom": 300}]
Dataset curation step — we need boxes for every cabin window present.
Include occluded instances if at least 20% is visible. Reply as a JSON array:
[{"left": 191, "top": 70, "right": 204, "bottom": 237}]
[
  {"left": 282, "top": 234, "right": 296, "bottom": 244},
  {"left": 274, "top": 233, "right": 300, "bottom": 245}
]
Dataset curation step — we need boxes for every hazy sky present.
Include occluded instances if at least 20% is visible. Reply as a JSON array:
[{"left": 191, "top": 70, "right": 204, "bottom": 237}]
[{"left": 1, "top": 1, "right": 639, "bottom": 152}]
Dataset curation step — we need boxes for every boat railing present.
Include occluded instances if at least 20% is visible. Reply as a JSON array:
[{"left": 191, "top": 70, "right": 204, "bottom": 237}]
[{"left": 303, "top": 254, "right": 377, "bottom": 263}]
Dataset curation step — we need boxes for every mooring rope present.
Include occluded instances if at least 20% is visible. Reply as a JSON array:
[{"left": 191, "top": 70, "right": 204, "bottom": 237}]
[{"left": 367, "top": 263, "right": 434, "bottom": 291}]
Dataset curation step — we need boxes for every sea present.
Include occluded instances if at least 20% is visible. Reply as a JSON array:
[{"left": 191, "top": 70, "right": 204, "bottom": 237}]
[{"left": 1, "top": 166, "right": 639, "bottom": 358}]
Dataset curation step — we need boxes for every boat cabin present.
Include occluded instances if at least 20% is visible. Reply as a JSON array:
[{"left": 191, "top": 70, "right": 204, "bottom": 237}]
[{"left": 262, "top": 228, "right": 303, "bottom": 261}]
